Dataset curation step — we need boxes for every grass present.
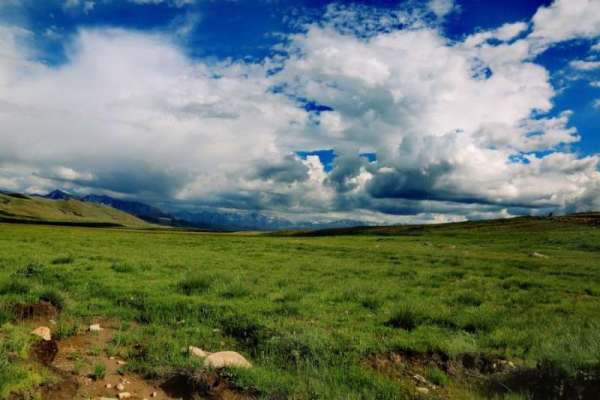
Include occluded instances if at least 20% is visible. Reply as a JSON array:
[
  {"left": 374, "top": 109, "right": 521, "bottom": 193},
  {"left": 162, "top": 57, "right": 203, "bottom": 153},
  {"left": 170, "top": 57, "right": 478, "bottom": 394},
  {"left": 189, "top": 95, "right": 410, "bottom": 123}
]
[
  {"left": 0, "top": 193, "right": 149, "bottom": 227},
  {"left": 91, "top": 363, "right": 106, "bottom": 381},
  {"left": 0, "top": 216, "right": 599, "bottom": 398}
]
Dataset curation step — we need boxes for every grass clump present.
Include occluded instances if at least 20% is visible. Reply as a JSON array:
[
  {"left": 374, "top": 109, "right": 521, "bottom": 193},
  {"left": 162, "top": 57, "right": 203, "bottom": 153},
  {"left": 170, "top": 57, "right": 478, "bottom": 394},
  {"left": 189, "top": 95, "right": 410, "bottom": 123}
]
[
  {"left": 91, "top": 363, "right": 106, "bottom": 380},
  {"left": 425, "top": 367, "right": 449, "bottom": 387},
  {"left": 385, "top": 305, "right": 423, "bottom": 331},
  {"left": 0, "top": 324, "right": 44, "bottom": 398},
  {"left": 177, "top": 273, "right": 217, "bottom": 295},
  {"left": 38, "top": 288, "right": 65, "bottom": 310},
  {"left": 51, "top": 256, "right": 74, "bottom": 265}
]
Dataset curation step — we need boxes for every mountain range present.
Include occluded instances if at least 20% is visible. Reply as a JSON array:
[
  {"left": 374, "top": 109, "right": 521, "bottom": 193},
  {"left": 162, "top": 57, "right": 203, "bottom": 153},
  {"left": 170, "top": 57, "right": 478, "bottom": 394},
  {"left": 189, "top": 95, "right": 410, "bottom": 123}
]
[{"left": 38, "top": 190, "right": 365, "bottom": 231}]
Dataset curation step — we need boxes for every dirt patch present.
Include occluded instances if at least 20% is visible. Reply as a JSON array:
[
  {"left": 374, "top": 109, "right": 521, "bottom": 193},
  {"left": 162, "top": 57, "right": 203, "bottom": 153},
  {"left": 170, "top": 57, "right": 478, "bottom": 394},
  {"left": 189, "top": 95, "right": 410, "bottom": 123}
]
[
  {"left": 366, "top": 350, "right": 517, "bottom": 398},
  {"left": 368, "top": 350, "right": 514, "bottom": 379},
  {"left": 161, "top": 371, "right": 257, "bottom": 400},
  {"left": 486, "top": 362, "right": 600, "bottom": 400},
  {"left": 40, "top": 368, "right": 80, "bottom": 400},
  {"left": 51, "top": 320, "right": 171, "bottom": 399},
  {"left": 12, "top": 301, "right": 58, "bottom": 320},
  {"left": 31, "top": 339, "right": 59, "bottom": 365},
  {"left": 368, "top": 350, "right": 600, "bottom": 399}
]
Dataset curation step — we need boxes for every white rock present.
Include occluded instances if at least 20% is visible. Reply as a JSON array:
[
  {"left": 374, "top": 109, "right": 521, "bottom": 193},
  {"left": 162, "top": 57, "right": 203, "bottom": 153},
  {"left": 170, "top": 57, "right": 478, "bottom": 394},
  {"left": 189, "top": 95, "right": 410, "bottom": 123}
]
[
  {"left": 118, "top": 393, "right": 131, "bottom": 399},
  {"left": 89, "top": 323, "right": 103, "bottom": 332},
  {"left": 150, "top": 392, "right": 157, "bottom": 397},
  {"left": 116, "top": 383, "right": 125, "bottom": 391},
  {"left": 203, "top": 351, "right": 252, "bottom": 369},
  {"left": 413, "top": 374, "right": 428, "bottom": 385},
  {"left": 416, "top": 387, "right": 429, "bottom": 394},
  {"left": 189, "top": 346, "right": 209, "bottom": 358},
  {"left": 105, "top": 383, "right": 113, "bottom": 389},
  {"left": 531, "top": 252, "right": 549, "bottom": 259},
  {"left": 116, "top": 360, "right": 127, "bottom": 366},
  {"left": 31, "top": 326, "right": 52, "bottom": 341}
]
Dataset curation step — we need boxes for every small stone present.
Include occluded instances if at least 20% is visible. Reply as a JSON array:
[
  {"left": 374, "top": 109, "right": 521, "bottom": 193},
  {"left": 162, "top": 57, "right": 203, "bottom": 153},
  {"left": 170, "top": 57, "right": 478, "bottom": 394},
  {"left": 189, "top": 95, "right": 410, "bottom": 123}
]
[
  {"left": 31, "top": 326, "right": 52, "bottom": 341},
  {"left": 118, "top": 393, "right": 131, "bottom": 399},
  {"left": 189, "top": 346, "right": 209, "bottom": 358},
  {"left": 116, "top": 360, "right": 127, "bottom": 365},
  {"left": 109, "top": 356, "right": 115, "bottom": 360},
  {"left": 413, "top": 374, "right": 428, "bottom": 385},
  {"left": 150, "top": 392, "right": 157, "bottom": 397},
  {"left": 99, "top": 398, "right": 118, "bottom": 400},
  {"left": 89, "top": 323, "right": 103, "bottom": 332},
  {"left": 416, "top": 387, "right": 429, "bottom": 394},
  {"left": 105, "top": 383, "right": 113, "bottom": 389},
  {"left": 508, "top": 361, "right": 515, "bottom": 368},
  {"left": 530, "top": 252, "right": 549, "bottom": 259},
  {"left": 116, "top": 383, "right": 125, "bottom": 391}
]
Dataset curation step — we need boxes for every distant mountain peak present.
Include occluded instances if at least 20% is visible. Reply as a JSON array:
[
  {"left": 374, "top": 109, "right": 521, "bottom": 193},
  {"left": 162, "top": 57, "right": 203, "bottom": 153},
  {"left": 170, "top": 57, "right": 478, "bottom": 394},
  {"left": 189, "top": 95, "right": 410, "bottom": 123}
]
[{"left": 44, "top": 189, "right": 74, "bottom": 200}]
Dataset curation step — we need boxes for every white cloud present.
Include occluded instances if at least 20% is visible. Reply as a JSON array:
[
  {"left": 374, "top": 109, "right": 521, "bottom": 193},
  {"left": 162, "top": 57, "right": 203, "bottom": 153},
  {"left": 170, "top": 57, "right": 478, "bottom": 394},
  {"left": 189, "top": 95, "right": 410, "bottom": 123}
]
[
  {"left": 0, "top": 0, "right": 599, "bottom": 222},
  {"left": 570, "top": 60, "right": 600, "bottom": 71},
  {"left": 464, "top": 22, "right": 529, "bottom": 47},
  {"left": 530, "top": 0, "right": 600, "bottom": 44},
  {"left": 427, "top": 0, "right": 456, "bottom": 19}
]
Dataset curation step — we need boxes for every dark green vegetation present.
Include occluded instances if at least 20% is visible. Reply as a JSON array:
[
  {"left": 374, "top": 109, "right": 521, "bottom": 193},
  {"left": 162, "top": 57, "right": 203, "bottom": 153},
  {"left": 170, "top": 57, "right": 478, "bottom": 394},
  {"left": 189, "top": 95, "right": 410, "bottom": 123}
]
[
  {"left": 0, "top": 193, "right": 149, "bottom": 228},
  {"left": 1, "top": 215, "right": 600, "bottom": 399}
]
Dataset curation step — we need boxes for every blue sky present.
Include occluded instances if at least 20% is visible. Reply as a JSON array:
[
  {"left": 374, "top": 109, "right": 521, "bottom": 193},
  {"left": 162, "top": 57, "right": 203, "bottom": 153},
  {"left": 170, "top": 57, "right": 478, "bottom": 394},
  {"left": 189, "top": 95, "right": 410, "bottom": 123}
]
[{"left": 0, "top": 0, "right": 599, "bottom": 224}]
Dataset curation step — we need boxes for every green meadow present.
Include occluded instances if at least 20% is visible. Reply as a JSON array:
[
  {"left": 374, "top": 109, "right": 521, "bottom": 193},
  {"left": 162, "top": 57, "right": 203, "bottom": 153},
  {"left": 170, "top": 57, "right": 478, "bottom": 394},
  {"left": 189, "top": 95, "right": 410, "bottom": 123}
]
[{"left": 1, "top": 216, "right": 600, "bottom": 399}]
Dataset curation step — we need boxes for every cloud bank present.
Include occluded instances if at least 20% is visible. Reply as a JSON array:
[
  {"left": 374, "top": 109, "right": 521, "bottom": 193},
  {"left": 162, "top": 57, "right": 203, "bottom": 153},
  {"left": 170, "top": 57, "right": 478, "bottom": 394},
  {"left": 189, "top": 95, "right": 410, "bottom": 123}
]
[{"left": 0, "top": 0, "right": 599, "bottom": 224}]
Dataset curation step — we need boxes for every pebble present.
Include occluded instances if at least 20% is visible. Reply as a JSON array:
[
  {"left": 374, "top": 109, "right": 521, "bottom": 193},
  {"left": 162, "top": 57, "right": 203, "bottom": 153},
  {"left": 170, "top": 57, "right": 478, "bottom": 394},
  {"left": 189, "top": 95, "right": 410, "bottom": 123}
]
[
  {"left": 117, "top": 360, "right": 127, "bottom": 366},
  {"left": 89, "top": 323, "right": 103, "bottom": 332},
  {"left": 118, "top": 393, "right": 131, "bottom": 399},
  {"left": 416, "top": 387, "right": 429, "bottom": 394},
  {"left": 105, "top": 383, "right": 112, "bottom": 389},
  {"left": 150, "top": 392, "right": 157, "bottom": 397},
  {"left": 413, "top": 374, "right": 428, "bottom": 385},
  {"left": 116, "top": 383, "right": 125, "bottom": 391}
]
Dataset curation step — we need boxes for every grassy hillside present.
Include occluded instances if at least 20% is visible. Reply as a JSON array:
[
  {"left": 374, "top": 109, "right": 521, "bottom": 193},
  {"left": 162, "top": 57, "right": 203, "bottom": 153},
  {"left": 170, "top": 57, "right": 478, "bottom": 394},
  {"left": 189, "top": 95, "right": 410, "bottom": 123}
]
[
  {"left": 0, "top": 193, "right": 150, "bottom": 228},
  {"left": 1, "top": 217, "right": 600, "bottom": 399}
]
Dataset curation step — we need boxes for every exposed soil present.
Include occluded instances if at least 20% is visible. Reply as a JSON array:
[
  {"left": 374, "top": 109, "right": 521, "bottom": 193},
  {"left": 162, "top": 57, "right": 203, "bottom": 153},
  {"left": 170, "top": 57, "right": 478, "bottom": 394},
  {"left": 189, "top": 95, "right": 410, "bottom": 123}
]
[
  {"left": 50, "top": 319, "right": 173, "bottom": 399},
  {"left": 12, "top": 301, "right": 58, "bottom": 320},
  {"left": 13, "top": 305, "right": 254, "bottom": 400},
  {"left": 368, "top": 349, "right": 600, "bottom": 400},
  {"left": 161, "top": 371, "right": 256, "bottom": 400},
  {"left": 30, "top": 338, "right": 59, "bottom": 365}
]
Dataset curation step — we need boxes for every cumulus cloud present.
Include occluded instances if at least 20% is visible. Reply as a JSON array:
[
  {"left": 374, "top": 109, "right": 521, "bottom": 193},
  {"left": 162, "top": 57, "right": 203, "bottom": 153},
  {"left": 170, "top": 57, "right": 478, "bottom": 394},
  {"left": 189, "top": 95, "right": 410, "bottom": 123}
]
[
  {"left": 530, "top": 0, "right": 600, "bottom": 45},
  {"left": 0, "top": 0, "right": 599, "bottom": 223},
  {"left": 570, "top": 60, "right": 600, "bottom": 71},
  {"left": 427, "top": 0, "right": 456, "bottom": 19}
]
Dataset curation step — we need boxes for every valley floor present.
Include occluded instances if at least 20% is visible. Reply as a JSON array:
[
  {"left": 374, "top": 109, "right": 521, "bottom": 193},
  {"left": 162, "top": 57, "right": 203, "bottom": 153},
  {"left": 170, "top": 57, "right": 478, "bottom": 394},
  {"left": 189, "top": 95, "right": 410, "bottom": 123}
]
[{"left": 1, "top": 218, "right": 600, "bottom": 399}]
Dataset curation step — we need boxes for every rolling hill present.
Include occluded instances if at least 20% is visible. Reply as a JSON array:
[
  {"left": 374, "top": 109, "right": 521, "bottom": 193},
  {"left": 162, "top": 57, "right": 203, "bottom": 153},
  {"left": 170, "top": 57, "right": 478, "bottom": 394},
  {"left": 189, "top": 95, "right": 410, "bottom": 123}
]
[{"left": 0, "top": 192, "right": 150, "bottom": 228}]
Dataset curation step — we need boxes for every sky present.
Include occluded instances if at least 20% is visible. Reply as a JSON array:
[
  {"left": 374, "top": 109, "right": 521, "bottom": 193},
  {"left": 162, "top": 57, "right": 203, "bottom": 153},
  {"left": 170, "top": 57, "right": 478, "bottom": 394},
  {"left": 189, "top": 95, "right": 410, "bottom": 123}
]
[{"left": 0, "top": 0, "right": 599, "bottom": 224}]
